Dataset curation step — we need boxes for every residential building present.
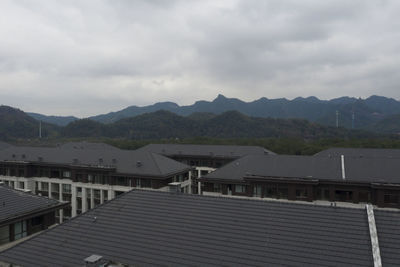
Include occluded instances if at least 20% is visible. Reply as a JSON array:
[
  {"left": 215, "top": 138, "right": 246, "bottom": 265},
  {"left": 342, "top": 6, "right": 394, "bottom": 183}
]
[
  {"left": 198, "top": 153, "right": 400, "bottom": 208},
  {"left": 0, "top": 184, "right": 67, "bottom": 248},
  {"left": 0, "top": 142, "right": 192, "bottom": 220},
  {"left": 314, "top": 147, "right": 400, "bottom": 158},
  {"left": 136, "top": 143, "right": 274, "bottom": 192},
  {"left": 0, "top": 189, "right": 398, "bottom": 266}
]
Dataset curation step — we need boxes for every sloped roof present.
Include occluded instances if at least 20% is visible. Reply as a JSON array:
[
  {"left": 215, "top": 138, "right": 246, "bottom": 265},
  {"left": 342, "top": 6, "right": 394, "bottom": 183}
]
[
  {"left": 0, "top": 185, "right": 65, "bottom": 225},
  {"left": 202, "top": 154, "right": 400, "bottom": 184},
  {"left": 0, "top": 144, "right": 191, "bottom": 178},
  {"left": 0, "top": 142, "right": 13, "bottom": 151},
  {"left": 2, "top": 189, "right": 397, "bottom": 266},
  {"left": 136, "top": 143, "right": 275, "bottom": 158},
  {"left": 59, "top": 141, "right": 120, "bottom": 151},
  {"left": 374, "top": 210, "right": 400, "bottom": 266},
  {"left": 314, "top": 147, "right": 400, "bottom": 159}
]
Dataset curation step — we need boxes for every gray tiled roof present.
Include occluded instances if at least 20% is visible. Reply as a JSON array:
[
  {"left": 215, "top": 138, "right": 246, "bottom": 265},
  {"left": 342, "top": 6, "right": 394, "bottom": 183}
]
[
  {"left": 0, "top": 185, "right": 64, "bottom": 225},
  {"left": 0, "top": 189, "right": 390, "bottom": 266},
  {"left": 374, "top": 210, "right": 400, "bottom": 266},
  {"left": 0, "top": 144, "right": 191, "bottom": 177},
  {"left": 202, "top": 154, "right": 400, "bottom": 184},
  {"left": 0, "top": 142, "right": 12, "bottom": 151},
  {"left": 59, "top": 141, "right": 120, "bottom": 151},
  {"left": 136, "top": 143, "right": 275, "bottom": 158},
  {"left": 314, "top": 147, "right": 400, "bottom": 159}
]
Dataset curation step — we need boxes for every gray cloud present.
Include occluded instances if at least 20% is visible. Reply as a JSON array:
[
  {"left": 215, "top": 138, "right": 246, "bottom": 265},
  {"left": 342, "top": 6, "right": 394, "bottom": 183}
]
[{"left": 0, "top": 0, "right": 399, "bottom": 117}]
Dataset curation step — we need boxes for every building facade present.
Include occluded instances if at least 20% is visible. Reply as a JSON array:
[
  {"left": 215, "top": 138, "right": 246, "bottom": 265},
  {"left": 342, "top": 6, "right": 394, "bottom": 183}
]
[
  {"left": 0, "top": 142, "right": 192, "bottom": 221},
  {"left": 199, "top": 153, "right": 400, "bottom": 209}
]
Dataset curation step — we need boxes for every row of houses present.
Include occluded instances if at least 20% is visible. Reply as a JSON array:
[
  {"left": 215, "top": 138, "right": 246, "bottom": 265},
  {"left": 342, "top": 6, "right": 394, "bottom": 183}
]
[{"left": 1, "top": 142, "right": 400, "bottom": 220}]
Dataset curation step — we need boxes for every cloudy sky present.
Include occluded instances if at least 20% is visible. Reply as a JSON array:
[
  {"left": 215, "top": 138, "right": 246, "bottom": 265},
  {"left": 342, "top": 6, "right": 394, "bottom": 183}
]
[{"left": 0, "top": 0, "right": 399, "bottom": 117}]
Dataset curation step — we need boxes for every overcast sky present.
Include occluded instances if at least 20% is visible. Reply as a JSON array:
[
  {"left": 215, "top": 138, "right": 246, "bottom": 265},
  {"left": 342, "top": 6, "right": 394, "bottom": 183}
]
[{"left": 0, "top": 0, "right": 399, "bottom": 117}]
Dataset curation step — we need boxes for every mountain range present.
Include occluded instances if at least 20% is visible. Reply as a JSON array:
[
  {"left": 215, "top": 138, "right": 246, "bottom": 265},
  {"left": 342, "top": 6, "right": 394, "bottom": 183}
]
[
  {"left": 0, "top": 105, "right": 380, "bottom": 141},
  {"left": 27, "top": 95, "right": 400, "bottom": 133}
]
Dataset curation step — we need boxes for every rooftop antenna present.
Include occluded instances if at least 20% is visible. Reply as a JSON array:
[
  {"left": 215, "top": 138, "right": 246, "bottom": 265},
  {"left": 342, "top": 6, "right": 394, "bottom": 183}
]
[
  {"left": 39, "top": 120, "right": 42, "bottom": 139},
  {"left": 335, "top": 110, "right": 339, "bottom": 128}
]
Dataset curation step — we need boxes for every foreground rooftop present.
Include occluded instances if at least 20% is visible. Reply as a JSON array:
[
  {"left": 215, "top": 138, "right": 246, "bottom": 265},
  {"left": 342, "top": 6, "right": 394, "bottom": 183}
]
[{"left": 0, "top": 190, "right": 399, "bottom": 266}]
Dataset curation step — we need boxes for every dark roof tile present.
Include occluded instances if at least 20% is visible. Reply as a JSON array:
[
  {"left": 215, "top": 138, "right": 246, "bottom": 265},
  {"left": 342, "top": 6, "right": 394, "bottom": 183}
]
[
  {"left": 0, "top": 190, "right": 383, "bottom": 266},
  {"left": 0, "top": 185, "right": 64, "bottom": 224}
]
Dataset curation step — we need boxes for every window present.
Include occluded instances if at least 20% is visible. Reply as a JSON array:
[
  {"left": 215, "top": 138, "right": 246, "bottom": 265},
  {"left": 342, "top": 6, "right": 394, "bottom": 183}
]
[
  {"left": 142, "top": 179, "right": 151, "bottom": 188},
  {"left": 277, "top": 186, "right": 288, "bottom": 199},
  {"left": 77, "top": 187, "right": 82, "bottom": 197},
  {"left": 51, "top": 183, "right": 59, "bottom": 193},
  {"left": 14, "top": 221, "right": 27, "bottom": 240},
  {"left": 41, "top": 182, "right": 49, "bottom": 191},
  {"left": 31, "top": 216, "right": 43, "bottom": 227},
  {"left": 18, "top": 169, "right": 25, "bottom": 177},
  {"left": 94, "top": 175, "right": 102, "bottom": 184},
  {"left": 266, "top": 186, "right": 277, "bottom": 198},
  {"left": 93, "top": 189, "right": 100, "bottom": 199},
  {"left": 213, "top": 183, "right": 221, "bottom": 193},
  {"left": 295, "top": 188, "right": 308, "bottom": 199},
  {"left": 19, "top": 182, "right": 25, "bottom": 189},
  {"left": 116, "top": 177, "right": 127, "bottom": 186},
  {"left": 253, "top": 185, "right": 262, "bottom": 197},
  {"left": 62, "top": 184, "right": 71, "bottom": 194},
  {"left": 359, "top": 191, "right": 371, "bottom": 203},
  {"left": 62, "top": 171, "right": 71, "bottom": 178},
  {"left": 335, "top": 190, "right": 353, "bottom": 202},
  {"left": 384, "top": 194, "right": 399, "bottom": 204},
  {"left": 235, "top": 185, "right": 246, "bottom": 193},
  {"left": 0, "top": 225, "right": 9, "bottom": 245},
  {"left": 316, "top": 188, "right": 330, "bottom": 201},
  {"left": 136, "top": 178, "right": 141, "bottom": 188}
]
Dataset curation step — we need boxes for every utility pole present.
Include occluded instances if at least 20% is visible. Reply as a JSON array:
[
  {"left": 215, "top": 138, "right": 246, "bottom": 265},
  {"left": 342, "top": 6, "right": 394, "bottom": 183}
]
[
  {"left": 336, "top": 110, "right": 339, "bottom": 128},
  {"left": 39, "top": 121, "right": 42, "bottom": 139}
]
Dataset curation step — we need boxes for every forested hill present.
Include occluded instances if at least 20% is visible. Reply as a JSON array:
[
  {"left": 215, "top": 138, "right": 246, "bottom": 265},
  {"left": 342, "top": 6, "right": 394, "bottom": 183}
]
[
  {"left": 61, "top": 110, "right": 377, "bottom": 139},
  {"left": 0, "top": 105, "right": 395, "bottom": 141},
  {"left": 0, "top": 106, "right": 59, "bottom": 139},
  {"left": 85, "top": 95, "right": 400, "bottom": 130}
]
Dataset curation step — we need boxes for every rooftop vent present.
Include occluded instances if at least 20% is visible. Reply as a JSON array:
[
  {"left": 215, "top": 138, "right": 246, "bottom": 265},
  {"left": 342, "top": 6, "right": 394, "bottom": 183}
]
[
  {"left": 84, "top": 254, "right": 103, "bottom": 265},
  {"left": 136, "top": 161, "right": 142, "bottom": 167},
  {"left": 73, "top": 158, "right": 79, "bottom": 164},
  {"left": 21, "top": 154, "right": 26, "bottom": 159},
  {"left": 12, "top": 154, "right": 16, "bottom": 158},
  {"left": 98, "top": 158, "right": 103, "bottom": 164},
  {"left": 112, "top": 158, "right": 117, "bottom": 164},
  {"left": 37, "top": 156, "right": 43, "bottom": 162},
  {"left": 168, "top": 182, "right": 181, "bottom": 193}
]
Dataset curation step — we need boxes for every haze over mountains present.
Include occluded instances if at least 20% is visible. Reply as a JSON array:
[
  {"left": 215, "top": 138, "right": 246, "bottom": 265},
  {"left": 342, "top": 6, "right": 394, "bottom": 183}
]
[{"left": 27, "top": 95, "right": 400, "bottom": 133}]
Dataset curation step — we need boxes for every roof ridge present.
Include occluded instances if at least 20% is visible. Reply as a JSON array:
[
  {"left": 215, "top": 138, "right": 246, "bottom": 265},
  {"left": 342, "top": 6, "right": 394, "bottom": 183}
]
[{"left": 149, "top": 152, "right": 163, "bottom": 175}]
